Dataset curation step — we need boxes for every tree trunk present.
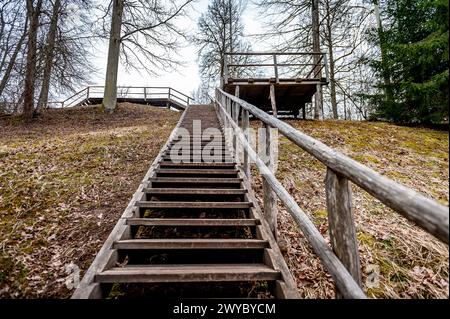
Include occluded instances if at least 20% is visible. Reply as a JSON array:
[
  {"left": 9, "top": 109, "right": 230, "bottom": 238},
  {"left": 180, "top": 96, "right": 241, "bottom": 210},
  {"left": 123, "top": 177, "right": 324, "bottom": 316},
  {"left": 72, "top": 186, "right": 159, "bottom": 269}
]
[
  {"left": 228, "top": 0, "right": 234, "bottom": 77},
  {"left": 343, "top": 93, "right": 347, "bottom": 120},
  {"left": 102, "top": 0, "right": 124, "bottom": 113},
  {"left": 311, "top": 0, "right": 322, "bottom": 120},
  {"left": 0, "top": 18, "right": 28, "bottom": 97},
  {"left": 23, "top": 0, "right": 43, "bottom": 119},
  {"left": 36, "top": 0, "right": 61, "bottom": 113},
  {"left": 373, "top": 0, "right": 393, "bottom": 104},
  {"left": 329, "top": 55, "right": 338, "bottom": 119},
  {"left": 325, "top": 4, "right": 338, "bottom": 120}
]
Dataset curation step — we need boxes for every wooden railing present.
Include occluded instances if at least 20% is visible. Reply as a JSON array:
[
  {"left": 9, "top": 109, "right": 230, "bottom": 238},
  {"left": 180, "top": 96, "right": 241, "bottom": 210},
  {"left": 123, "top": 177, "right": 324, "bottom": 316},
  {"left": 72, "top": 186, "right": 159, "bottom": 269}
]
[
  {"left": 214, "top": 88, "right": 449, "bottom": 299},
  {"left": 48, "top": 86, "right": 193, "bottom": 109},
  {"left": 223, "top": 51, "right": 329, "bottom": 85}
]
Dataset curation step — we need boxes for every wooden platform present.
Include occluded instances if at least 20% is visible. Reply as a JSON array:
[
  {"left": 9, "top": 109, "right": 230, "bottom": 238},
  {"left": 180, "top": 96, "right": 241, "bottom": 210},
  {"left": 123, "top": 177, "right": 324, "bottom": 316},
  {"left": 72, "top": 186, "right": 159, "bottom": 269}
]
[
  {"left": 223, "top": 52, "right": 329, "bottom": 117},
  {"left": 224, "top": 79, "right": 324, "bottom": 116},
  {"left": 83, "top": 97, "right": 186, "bottom": 111},
  {"left": 49, "top": 86, "right": 192, "bottom": 110}
]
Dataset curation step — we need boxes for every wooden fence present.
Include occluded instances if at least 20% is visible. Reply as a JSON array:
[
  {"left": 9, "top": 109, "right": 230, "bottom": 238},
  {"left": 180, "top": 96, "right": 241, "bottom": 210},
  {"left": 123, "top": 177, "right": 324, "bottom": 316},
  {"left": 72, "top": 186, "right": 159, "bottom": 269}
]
[
  {"left": 48, "top": 86, "right": 192, "bottom": 109},
  {"left": 214, "top": 88, "right": 449, "bottom": 298}
]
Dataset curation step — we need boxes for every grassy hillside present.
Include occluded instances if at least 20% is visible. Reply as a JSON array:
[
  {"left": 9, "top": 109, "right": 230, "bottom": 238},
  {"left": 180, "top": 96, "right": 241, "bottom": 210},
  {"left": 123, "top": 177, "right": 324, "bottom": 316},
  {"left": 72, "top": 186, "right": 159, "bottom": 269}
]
[
  {"left": 0, "top": 108, "right": 447, "bottom": 298},
  {"left": 250, "top": 120, "right": 448, "bottom": 298},
  {"left": 0, "top": 103, "right": 180, "bottom": 298}
]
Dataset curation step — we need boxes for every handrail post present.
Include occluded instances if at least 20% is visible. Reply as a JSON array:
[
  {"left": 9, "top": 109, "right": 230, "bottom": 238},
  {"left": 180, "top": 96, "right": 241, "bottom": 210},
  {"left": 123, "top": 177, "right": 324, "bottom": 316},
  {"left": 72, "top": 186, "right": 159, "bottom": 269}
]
[
  {"left": 262, "top": 123, "right": 278, "bottom": 240},
  {"left": 144, "top": 87, "right": 147, "bottom": 101},
  {"left": 224, "top": 55, "right": 229, "bottom": 86},
  {"left": 86, "top": 86, "right": 90, "bottom": 100},
  {"left": 233, "top": 86, "right": 240, "bottom": 162},
  {"left": 325, "top": 168, "right": 362, "bottom": 298},
  {"left": 226, "top": 97, "right": 232, "bottom": 144},
  {"left": 237, "top": 83, "right": 250, "bottom": 179},
  {"left": 232, "top": 102, "right": 239, "bottom": 162},
  {"left": 273, "top": 54, "right": 279, "bottom": 83},
  {"left": 242, "top": 108, "right": 250, "bottom": 178},
  {"left": 215, "top": 92, "right": 366, "bottom": 298}
]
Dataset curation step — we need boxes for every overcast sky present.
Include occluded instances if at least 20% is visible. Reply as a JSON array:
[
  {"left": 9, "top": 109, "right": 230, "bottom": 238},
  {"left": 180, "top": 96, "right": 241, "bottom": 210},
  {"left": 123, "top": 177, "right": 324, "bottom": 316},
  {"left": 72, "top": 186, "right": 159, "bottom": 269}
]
[{"left": 87, "top": 0, "right": 266, "bottom": 97}]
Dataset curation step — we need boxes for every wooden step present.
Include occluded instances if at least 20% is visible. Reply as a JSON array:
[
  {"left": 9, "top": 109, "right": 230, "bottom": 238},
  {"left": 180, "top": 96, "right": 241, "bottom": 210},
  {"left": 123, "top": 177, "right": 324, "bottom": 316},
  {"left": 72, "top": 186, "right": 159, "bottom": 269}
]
[
  {"left": 113, "top": 239, "right": 269, "bottom": 250},
  {"left": 149, "top": 177, "right": 242, "bottom": 184},
  {"left": 136, "top": 201, "right": 253, "bottom": 209},
  {"left": 96, "top": 264, "right": 280, "bottom": 283},
  {"left": 126, "top": 218, "right": 259, "bottom": 226},
  {"left": 161, "top": 154, "right": 233, "bottom": 159},
  {"left": 172, "top": 136, "right": 224, "bottom": 139},
  {"left": 163, "top": 151, "right": 232, "bottom": 156},
  {"left": 144, "top": 188, "right": 247, "bottom": 195},
  {"left": 168, "top": 145, "right": 229, "bottom": 149},
  {"left": 171, "top": 139, "right": 225, "bottom": 142},
  {"left": 169, "top": 142, "right": 227, "bottom": 146},
  {"left": 155, "top": 169, "right": 238, "bottom": 175},
  {"left": 170, "top": 140, "right": 226, "bottom": 144},
  {"left": 158, "top": 162, "right": 236, "bottom": 168},
  {"left": 160, "top": 160, "right": 235, "bottom": 165}
]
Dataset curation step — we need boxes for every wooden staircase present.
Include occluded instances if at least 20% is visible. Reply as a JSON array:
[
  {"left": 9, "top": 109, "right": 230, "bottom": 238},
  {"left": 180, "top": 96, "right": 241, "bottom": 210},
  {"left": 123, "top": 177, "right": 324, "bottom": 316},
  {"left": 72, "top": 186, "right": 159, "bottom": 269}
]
[{"left": 72, "top": 104, "right": 298, "bottom": 299}]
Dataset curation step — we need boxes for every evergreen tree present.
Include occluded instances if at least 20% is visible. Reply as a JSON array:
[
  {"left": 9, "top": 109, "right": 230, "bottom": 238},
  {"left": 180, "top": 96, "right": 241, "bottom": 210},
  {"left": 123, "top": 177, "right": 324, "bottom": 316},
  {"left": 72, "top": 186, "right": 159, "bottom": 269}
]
[{"left": 370, "top": 0, "right": 449, "bottom": 123}]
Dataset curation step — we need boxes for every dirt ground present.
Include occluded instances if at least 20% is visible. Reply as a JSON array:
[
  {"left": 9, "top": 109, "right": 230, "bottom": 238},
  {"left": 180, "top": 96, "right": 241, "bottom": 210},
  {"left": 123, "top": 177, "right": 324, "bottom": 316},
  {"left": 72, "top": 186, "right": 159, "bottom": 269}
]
[
  {"left": 0, "top": 103, "right": 180, "bottom": 298},
  {"left": 0, "top": 106, "right": 447, "bottom": 298},
  {"left": 250, "top": 120, "right": 448, "bottom": 298}
]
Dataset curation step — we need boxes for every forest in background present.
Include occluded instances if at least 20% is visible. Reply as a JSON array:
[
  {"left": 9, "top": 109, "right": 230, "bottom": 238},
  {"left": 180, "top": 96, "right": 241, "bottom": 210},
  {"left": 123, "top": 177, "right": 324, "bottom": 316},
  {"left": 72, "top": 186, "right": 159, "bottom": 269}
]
[{"left": 0, "top": 0, "right": 448, "bottom": 124}]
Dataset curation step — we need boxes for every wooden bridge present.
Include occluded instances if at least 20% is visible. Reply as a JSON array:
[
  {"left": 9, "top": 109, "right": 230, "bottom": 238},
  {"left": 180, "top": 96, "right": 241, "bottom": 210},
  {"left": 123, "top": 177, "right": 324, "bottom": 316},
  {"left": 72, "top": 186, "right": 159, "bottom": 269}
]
[
  {"left": 48, "top": 86, "right": 192, "bottom": 110},
  {"left": 72, "top": 89, "right": 448, "bottom": 299}
]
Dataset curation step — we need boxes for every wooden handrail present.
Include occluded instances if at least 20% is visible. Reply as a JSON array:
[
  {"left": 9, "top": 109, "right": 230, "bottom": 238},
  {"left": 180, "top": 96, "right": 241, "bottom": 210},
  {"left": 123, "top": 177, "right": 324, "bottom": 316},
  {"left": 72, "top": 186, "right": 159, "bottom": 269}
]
[
  {"left": 215, "top": 87, "right": 448, "bottom": 297},
  {"left": 215, "top": 90, "right": 366, "bottom": 298},
  {"left": 227, "top": 63, "right": 319, "bottom": 67},
  {"left": 51, "top": 86, "right": 193, "bottom": 108},
  {"left": 217, "top": 88, "right": 449, "bottom": 244},
  {"left": 225, "top": 51, "right": 325, "bottom": 56}
]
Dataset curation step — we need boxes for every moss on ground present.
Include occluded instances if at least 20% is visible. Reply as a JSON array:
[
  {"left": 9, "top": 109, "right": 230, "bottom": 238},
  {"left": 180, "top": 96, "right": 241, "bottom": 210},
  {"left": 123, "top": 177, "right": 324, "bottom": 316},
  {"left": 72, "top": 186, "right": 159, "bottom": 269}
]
[
  {"left": 251, "top": 119, "right": 448, "bottom": 299},
  {"left": 0, "top": 103, "right": 180, "bottom": 298}
]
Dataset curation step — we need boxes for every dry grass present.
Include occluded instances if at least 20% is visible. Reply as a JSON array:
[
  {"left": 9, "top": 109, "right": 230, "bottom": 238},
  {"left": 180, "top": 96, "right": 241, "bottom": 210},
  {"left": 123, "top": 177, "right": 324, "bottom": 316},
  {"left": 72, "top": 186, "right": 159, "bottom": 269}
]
[
  {"left": 251, "top": 120, "right": 448, "bottom": 299},
  {"left": 0, "top": 108, "right": 447, "bottom": 299},
  {"left": 0, "top": 103, "right": 180, "bottom": 298}
]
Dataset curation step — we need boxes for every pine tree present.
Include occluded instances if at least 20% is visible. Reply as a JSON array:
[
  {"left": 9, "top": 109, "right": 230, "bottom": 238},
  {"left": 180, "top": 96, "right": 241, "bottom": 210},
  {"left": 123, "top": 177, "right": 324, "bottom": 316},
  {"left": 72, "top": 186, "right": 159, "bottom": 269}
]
[{"left": 370, "top": 0, "right": 449, "bottom": 124}]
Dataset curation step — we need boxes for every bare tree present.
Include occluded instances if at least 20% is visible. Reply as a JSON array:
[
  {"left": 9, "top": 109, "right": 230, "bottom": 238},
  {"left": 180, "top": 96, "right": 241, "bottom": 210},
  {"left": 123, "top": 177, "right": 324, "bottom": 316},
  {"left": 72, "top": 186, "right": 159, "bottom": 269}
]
[
  {"left": 0, "top": 1, "right": 28, "bottom": 98},
  {"left": 1, "top": 0, "right": 98, "bottom": 115},
  {"left": 194, "top": 0, "right": 257, "bottom": 93},
  {"left": 101, "top": 0, "right": 194, "bottom": 112},
  {"left": 256, "top": 0, "right": 372, "bottom": 120},
  {"left": 312, "top": 0, "right": 322, "bottom": 119},
  {"left": 102, "top": 0, "right": 123, "bottom": 113},
  {"left": 23, "top": 0, "right": 43, "bottom": 119},
  {"left": 36, "top": 0, "right": 61, "bottom": 113},
  {"left": 372, "top": 0, "right": 392, "bottom": 103},
  {"left": 47, "top": 1, "right": 97, "bottom": 99},
  {"left": 321, "top": 0, "right": 370, "bottom": 119}
]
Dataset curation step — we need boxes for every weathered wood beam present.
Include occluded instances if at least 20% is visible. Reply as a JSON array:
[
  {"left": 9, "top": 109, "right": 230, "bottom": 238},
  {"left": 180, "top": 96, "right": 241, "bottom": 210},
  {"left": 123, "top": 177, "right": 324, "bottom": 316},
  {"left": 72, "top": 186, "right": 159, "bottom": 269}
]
[
  {"left": 218, "top": 88, "right": 449, "bottom": 244},
  {"left": 269, "top": 84, "right": 277, "bottom": 117},
  {"left": 262, "top": 123, "right": 278, "bottom": 240},
  {"left": 216, "top": 96, "right": 366, "bottom": 298},
  {"left": 242, "top": 109, "right": 250, "bottom": 179},
  {"left": 326, "top": 168, "right": 362, "bottom": 298}
]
